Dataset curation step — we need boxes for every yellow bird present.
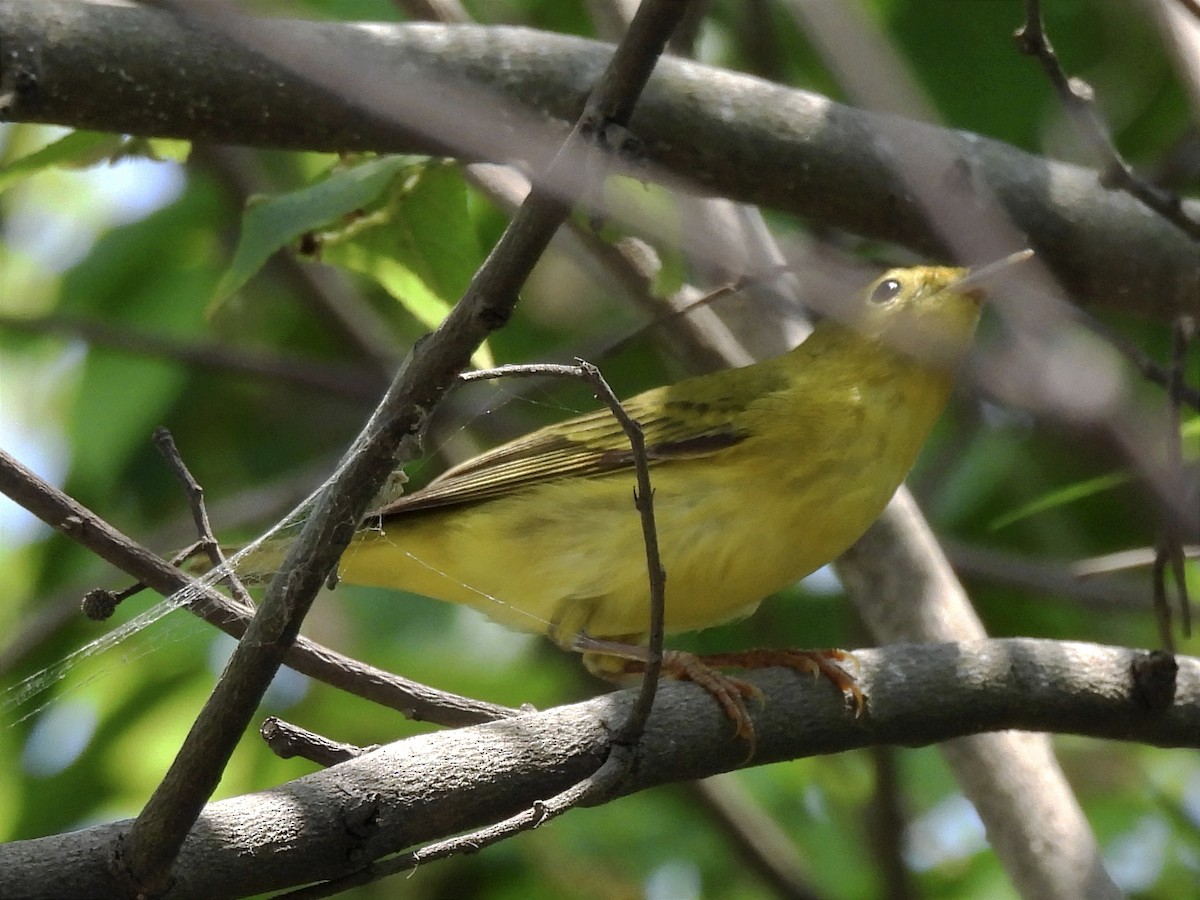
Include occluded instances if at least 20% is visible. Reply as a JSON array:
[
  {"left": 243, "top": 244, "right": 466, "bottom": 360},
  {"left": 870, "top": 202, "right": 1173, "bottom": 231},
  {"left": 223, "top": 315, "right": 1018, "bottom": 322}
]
[{"left": 248, "top": 257, "right": 1024, "bottom": 730}]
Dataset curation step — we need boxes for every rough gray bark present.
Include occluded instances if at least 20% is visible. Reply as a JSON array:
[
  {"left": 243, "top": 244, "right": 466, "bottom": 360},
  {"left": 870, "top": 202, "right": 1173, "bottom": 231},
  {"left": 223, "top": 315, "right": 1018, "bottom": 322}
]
[
  {"left": 0, "top": 1, "right": 1196, "bottom": 320},
  {"left": 2, "top": 638, "right": 1197, "bottom": 899}
]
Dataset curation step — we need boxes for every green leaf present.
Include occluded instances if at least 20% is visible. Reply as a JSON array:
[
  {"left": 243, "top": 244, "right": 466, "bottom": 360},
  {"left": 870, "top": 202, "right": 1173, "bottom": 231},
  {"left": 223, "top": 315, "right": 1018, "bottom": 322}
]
[
  {"left": 320, "top": 161, "right": 493, "bottom": 368},
  {"left": 988, "top": 472, "right": 1130, "bottom": 532},
  {"left": 212, "top": 155, "right": 417, "bottom": 302},
  {"left": 0, "top": 132, "right": 192, "bottom": 194},
  {"left": 0, "top": 131, "right": 123, "bottom": 192},
  {"left": 989, "top": 417, "right": 1198, "bottom": 531}
]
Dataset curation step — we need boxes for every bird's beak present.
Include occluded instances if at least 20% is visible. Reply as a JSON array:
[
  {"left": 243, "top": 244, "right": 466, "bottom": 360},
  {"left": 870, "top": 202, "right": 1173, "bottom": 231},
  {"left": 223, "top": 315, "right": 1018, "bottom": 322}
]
[{"left": 952, "top": 248, "right": 1035, "bottom": 300}]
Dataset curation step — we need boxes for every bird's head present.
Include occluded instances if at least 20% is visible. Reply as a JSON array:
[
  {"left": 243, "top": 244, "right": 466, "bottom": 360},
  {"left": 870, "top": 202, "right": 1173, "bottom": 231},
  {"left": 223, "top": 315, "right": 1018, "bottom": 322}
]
[{"left": 845, "top": 251, "right": 1032, "bottom": 369}]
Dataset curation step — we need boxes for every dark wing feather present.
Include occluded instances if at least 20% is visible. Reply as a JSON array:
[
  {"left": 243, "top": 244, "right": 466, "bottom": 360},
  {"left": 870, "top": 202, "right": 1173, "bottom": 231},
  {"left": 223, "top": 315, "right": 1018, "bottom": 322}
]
[{"left": 372, "top": 380, "right": 764, "bottom": 518}]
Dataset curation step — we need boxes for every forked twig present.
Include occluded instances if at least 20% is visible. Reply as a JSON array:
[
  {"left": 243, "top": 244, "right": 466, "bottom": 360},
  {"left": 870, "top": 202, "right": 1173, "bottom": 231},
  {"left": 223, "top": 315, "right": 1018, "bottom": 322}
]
[
  {"left": 1015, "top": 0, "right": 1200, "bottom": 241},
  {"left": 152, "top": 427, "right": 255, "bottom": 609}
]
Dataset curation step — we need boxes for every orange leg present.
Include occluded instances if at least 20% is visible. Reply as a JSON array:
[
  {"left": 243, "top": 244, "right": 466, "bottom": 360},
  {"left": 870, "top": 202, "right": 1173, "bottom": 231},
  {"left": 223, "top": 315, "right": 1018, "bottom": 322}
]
[
  {"left": 585, "top": 640, "right": 864, "bottom": 754},
  {"left": 696, "top": 648, "right": 864, "bottom": 718}
]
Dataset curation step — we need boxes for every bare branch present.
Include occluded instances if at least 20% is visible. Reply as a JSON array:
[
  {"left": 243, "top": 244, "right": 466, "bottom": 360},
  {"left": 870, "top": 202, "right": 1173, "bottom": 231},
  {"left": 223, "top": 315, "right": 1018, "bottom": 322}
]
[
  {"left": 0, "top": 2, "right": 1196, "bottom": 320},
  {"left": 1, "top": 638, "right": 1195, "bottom": 899}
]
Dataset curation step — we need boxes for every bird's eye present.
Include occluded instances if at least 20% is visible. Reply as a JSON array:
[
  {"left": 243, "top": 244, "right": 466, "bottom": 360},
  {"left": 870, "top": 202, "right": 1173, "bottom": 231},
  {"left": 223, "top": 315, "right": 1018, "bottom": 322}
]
[{"left": 869, "top": 278, "right": 902, "bottom": 305}]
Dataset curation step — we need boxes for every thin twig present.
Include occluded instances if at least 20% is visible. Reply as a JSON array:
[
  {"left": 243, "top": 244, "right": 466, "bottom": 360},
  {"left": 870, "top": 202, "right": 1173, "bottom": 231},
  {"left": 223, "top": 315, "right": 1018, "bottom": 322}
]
[
  {"left": 0, "top": 448, "right": 517, "bottom": 726},
  {"left": 1071, "top": 545, "right": 1200, "bottom": 579},
  {"left": 459, "top": 359, "right": 666, "bottom": 747},
  {"left": 152, "top": 428, "right": 256, "bottom": 609},
  {"left": 1015, "top": 0, "right": 1200, "bottom": 241},
  {"left": 0, "top": 312, "right": 383, "bottom": 400},
  {"left": 946, "top": 541, "right": 1200, "bottom": 623},
  {"left": 260, "top": 716, "right": 376, "bottom": 766},
  {"left": 596, "top": 263, "right": 794, "bottom": 362},
  {"left": 77, "top": 537, "right": 213, "bottom": 622},
  {"left": 1159, "top": 315, "right": 1197, "bottom": 640},
  {"left": 1070, "top": 309, "right": 1200, "bottom": 412}
]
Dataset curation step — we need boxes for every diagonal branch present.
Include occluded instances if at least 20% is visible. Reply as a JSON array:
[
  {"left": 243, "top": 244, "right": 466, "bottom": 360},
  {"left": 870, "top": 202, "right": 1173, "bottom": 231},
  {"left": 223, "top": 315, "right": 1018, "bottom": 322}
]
[
  {"left": 1015, "top": 0, "right": 1200, "bottom": 241},
  {"left": 840, "top": 491, "right": 1126, "bottom": 900},
  {"left": 112, "top": 0, "right": 690, "bottom": 892}
]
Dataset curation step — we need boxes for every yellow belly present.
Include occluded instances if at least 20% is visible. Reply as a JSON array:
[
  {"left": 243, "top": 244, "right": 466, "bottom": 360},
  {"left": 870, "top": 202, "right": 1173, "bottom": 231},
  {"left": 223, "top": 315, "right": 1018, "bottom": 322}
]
[{"left": 338, "top": 437, "right": 912, "bottom": 645}]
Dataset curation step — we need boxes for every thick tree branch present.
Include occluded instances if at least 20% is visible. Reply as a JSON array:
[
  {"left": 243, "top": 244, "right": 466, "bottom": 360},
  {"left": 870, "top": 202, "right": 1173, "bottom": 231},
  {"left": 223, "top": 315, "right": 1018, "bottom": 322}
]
[
  {"left": 0, "top": 1, "right": 1196, "bottom": 321},
  {"left": 1, "top": 639, "right": 1195, "bottom": 899},
  {"left": 841, "top": 491, "right": 1125, "bottom": 900}
]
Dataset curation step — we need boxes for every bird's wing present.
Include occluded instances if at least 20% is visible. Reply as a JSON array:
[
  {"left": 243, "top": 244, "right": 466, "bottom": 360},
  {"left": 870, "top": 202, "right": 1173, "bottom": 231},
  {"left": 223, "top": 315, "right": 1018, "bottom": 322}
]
[{"left": 371, "top": 381, "right": 764, "bottom": 517}]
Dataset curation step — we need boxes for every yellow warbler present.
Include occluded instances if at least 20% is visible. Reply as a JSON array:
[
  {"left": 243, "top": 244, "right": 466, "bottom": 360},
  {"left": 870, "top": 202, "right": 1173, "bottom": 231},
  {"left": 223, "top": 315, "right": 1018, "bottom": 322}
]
[{"left": 245, "top": 257, "right": 1025, "bottom": 723}]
